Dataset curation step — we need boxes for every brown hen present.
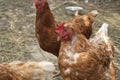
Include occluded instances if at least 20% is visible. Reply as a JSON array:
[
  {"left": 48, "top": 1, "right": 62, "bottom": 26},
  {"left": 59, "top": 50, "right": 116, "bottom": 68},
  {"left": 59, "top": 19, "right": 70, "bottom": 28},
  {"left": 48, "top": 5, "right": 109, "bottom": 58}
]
[
  {"left": 34, "top": 0, "right": 98, "bottom": 57},
  {"left": 56, "top": 23, "right": 116, "bottom": 80},
  {"left": 0, "top": 61, "right": 55, "bottom": 80}
]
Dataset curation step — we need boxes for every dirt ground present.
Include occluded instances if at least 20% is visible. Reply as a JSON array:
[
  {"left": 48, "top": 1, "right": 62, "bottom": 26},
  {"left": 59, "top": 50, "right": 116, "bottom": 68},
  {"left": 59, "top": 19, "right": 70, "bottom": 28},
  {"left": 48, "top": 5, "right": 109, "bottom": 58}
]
[{"left": 0, "top": 0, "right": 120, "bottom": 80}]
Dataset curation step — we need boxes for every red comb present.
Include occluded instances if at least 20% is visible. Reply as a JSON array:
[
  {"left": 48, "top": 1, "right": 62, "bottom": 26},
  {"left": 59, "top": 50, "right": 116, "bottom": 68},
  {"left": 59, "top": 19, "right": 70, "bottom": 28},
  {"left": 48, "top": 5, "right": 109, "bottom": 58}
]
[{"left": 56, "top": 22, "right": 65, "bottom": 34}]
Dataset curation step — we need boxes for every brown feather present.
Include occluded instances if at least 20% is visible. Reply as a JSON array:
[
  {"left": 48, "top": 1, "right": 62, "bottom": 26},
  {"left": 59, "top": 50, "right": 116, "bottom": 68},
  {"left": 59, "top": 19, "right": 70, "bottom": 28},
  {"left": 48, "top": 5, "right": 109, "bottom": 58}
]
[
  {"left": 0, "top": 61, "right": 55, "bottom": 80},
  {"left": 58, "top": 24, "right": 115, "bottom": 80},
  {"left": 34, "top": 0, "right": 98, "bottom": 57},
  {"left": 35, "top": 2, "right": 61, "bottom": 56}
]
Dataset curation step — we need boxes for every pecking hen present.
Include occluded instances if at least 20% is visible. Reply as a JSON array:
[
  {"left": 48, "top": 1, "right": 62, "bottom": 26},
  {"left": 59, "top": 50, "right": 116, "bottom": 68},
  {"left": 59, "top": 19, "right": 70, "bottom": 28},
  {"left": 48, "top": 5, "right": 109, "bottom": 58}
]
[
  {"left": 0, "top": 61, "right": 55, "bottom": 80},
  {"left": 56, "top": 23, "right": 116, "bottom": 80},
  {"left": 33, "top": 0, "right": 98, "bottom": 57}
]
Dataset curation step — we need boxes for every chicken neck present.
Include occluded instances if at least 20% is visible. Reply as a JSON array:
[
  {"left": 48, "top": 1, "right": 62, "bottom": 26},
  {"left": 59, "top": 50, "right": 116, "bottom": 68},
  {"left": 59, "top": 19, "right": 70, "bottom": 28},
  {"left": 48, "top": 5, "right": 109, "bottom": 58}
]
[{"left": 36, "top": 2, "right": 55, "bottom": 28}]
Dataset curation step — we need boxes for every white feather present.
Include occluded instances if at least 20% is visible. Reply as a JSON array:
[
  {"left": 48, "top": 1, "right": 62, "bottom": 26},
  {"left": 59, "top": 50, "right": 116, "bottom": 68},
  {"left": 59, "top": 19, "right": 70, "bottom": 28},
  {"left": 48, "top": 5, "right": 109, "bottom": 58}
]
[
  {"left": 96, "top": 23, "right": 109, "bottom": 36},
  {"left": 38, "top": 61, "right": 55, "bottom": 72}
]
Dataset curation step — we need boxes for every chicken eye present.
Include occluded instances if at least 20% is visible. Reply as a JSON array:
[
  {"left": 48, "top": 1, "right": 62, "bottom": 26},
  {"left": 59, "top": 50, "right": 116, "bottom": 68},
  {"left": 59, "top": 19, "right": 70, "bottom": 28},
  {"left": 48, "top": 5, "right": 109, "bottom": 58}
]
[{"left": 88, "top": 16, "right": 91, "bottom": 20}]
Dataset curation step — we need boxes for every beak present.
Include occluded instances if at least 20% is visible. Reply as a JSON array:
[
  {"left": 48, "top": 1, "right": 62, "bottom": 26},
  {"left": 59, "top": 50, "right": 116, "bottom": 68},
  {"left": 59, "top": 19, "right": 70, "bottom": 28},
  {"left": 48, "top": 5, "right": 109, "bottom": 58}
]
[{"left": 57, "top": 36, "right": 61, "bottom": 41}]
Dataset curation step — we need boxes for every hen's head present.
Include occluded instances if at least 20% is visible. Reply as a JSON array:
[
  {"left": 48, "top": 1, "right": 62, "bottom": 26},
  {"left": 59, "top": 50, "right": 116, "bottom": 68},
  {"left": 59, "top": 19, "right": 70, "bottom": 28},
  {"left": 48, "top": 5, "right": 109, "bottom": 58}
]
[
  {"left": 56, "top": 22, "right": 73, "bottom": 41},
  {"left": 87, "top": 10, "right": 99, "bottom": 23},
  {"left": 34, "top": 0, "right": 46, "bottom": 10}
]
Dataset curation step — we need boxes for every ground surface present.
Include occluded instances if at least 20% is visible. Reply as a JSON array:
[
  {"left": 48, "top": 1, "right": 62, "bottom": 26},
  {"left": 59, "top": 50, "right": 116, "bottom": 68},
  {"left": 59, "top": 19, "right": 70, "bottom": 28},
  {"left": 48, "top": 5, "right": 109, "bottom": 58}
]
[{"left": 0, "top": 0, "right": 120, "bottom": 80}]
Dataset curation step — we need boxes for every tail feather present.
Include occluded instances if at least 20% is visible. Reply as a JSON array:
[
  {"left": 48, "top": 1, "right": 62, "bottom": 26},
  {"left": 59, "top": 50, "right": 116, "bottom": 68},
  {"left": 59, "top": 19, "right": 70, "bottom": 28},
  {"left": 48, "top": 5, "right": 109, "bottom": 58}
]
[
  {"left": 90, "top": 23, "right": 114, "bottom": 55},
  {"left": 90, "top": 23, "right": 109, "bottom": 43},
  {"left": 96, "top": 23, "right": 109, "bottom": 44},
  {"left": 96, "top": 23, "right": 108, "bottom": 37}
]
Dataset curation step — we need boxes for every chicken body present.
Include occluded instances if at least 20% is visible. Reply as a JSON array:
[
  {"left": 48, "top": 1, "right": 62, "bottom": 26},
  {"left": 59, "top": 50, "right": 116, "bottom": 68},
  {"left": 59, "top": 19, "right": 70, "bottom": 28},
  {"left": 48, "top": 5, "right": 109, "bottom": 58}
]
[
  {"left": 57, "top": 23, "right": 115, "bottom": 80},
  {"left": 34, "top": 0, "right": 98, "bottom": 57},
  {"left": 0, "top": 61, "right": 55, "bottom": 80},
  {"left": 35, "top": 0, "right": 61, "bottom": 56}
]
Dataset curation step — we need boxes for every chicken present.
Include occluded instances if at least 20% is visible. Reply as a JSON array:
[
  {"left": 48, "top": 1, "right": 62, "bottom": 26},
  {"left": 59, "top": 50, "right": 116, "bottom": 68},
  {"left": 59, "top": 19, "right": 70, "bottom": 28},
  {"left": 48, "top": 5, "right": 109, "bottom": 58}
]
[
  {"left": 34, "top": 0, "right": 98, "bottom": 57},
  {"left": 34, "top": 0, "right": 61, "bottom": 57},
  {"left": 63, "top": 10, "right": 98, "bottom": 39},
  {"left": 0, "top": 61, "right": 55, "bottom": 80},
  {"left": 56, "top": 23, "right": 115, "bottom": 80}
]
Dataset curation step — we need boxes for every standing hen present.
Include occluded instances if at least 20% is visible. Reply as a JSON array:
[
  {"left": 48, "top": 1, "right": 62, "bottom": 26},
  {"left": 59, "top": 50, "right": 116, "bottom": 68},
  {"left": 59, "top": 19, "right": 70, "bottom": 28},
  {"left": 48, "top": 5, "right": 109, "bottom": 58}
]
[
  {"left": 56, "top": 23, "right": 116, "bottom": 80},
  {"left": 34, "top": 0, "right": 61, "bottom": 57},
  {"left": 34, "top": 0, "right": 98, "bottom": 57}
]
